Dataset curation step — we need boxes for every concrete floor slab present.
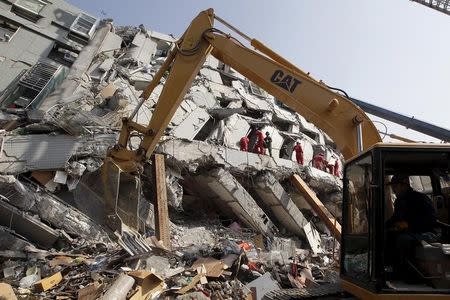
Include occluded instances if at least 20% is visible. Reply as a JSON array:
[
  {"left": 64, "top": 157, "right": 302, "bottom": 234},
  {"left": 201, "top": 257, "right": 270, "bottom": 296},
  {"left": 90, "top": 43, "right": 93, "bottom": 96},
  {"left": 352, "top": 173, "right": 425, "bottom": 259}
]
[
  {"left": 201, "top": 168, "right": 276, "bottom": 236},
  {"left": 255, "top": 172, "right": 308, "bottom": 237}
]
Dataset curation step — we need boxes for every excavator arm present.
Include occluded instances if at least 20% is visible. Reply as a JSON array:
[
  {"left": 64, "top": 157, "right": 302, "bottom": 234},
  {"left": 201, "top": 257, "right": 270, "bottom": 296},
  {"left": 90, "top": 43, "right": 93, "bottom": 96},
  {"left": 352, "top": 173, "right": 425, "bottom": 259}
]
[{"left": 107, "top": 8, "right": 380, "bottom": 172}]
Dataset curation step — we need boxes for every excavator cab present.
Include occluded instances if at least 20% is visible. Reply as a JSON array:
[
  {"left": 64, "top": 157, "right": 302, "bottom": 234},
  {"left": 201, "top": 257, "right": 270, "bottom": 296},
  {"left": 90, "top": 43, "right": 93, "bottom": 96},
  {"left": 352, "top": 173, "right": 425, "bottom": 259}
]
[{"left": 341, "top": 144, "right": 450, "bottom": 298}]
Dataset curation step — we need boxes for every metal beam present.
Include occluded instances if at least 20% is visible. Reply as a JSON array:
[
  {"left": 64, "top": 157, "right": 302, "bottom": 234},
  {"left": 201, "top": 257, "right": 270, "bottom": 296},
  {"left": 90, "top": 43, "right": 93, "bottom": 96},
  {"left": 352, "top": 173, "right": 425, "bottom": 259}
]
[{"left": 350, "top": 97, "right": 450, "bottom": 142}]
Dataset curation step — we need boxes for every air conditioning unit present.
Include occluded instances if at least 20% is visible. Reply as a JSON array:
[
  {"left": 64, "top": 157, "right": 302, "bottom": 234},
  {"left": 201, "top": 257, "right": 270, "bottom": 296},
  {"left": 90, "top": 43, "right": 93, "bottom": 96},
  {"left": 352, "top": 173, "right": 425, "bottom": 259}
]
[{"left": 12, "top": 0, "right": 47, "bottom": 22}]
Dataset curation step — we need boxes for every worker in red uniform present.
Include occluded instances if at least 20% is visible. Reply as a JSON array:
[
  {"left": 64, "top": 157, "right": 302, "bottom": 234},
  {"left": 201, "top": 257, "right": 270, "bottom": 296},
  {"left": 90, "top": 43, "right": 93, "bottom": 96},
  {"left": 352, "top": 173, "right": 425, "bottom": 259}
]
[
  {"left": 293, "top": 141, "right": 304, "bottom": 165},
  {"left": 253, "top": 127, "right": 265, "bottom": 154},
  {"left": 240, "top": 135, "right": 249, "bottom": 152},
  {"left": 334, "top": 158, "right": 340, "bottom": 177},
  {"left": 326, "top": 162, "right": 334, "bottom": 174},
  {"left": 313, "top": 152, "right": 327, "bottom": 171}
]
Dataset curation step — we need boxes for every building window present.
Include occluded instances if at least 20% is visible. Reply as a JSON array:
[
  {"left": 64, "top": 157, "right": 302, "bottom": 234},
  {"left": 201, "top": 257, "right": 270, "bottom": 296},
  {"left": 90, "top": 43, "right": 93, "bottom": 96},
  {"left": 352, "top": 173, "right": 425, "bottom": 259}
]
[
  {"left": 343, "top": 154, "right": 372, "bottom": 280},
  {"left": 12, "top": 0, "right": 47, "bottom": 22},
  {"left": 68, "top": 13, "right": 98, "bottom": 44},
  {"left": 0, "top": 61, "right": 67, "bottom": 109},
  {"left": 48, "top": 44, "right": 78, "bottom": 67},
  {"left": 0, "top": 18, "right": 19, "bottom": 42},
  {"left": 247, "top": 81, "right": 266, "bottom": 98}
]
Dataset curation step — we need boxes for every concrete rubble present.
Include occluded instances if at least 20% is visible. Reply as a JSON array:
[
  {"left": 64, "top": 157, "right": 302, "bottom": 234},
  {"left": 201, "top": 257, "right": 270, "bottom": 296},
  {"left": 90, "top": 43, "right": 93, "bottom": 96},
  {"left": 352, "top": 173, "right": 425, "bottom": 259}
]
[{"left": 0, "top": 0, "right": 344, "bottom": 298}]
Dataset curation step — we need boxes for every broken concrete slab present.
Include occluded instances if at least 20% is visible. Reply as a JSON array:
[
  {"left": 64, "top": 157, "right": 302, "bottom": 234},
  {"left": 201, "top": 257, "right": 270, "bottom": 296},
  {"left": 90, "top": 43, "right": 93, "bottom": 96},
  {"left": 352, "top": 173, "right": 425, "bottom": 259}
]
[
  {"left": 254, "top": 172, "right": 308, "bottom": 237},
  {"left": 0, "top": 134, "right": 117, "bottom": 174},
  {"left": 158, "top": 139, "right": 301, "bottom": 179},
  {"left": 0, "top": 180, "right": 110, "bottom": 242},
  {"left": 165, "top": 167, "right": 183, "bottom": 210},
  {"left": 303, "top": 222, "right": 324, "bottom": 255},
  {"left": 304, "top": 166, "right": 342, "bottom": 194},
  {"left": 246, "top": 273, "right": 280, "bottom": 300},
  {"left": 232, "top": 81, "right": 272, "bottom": 111},
  {"left": 125, "top": 31, "right": 157, "bottom": 65},
  {"left": 291, "top": 174, "right": 341, "bottom": 240},
  {"left": 98, "top": 31, "right": 123, "bottom": 57},
  {"left": 198, "top": 168, "right": 276, "bottom": 236},
  {"left": 207, "top": 114, "right": 250, "bottom": 149},
  {"left": 187, "top": 87, "right": 218, "bottom": 108},
  {"left": 171, "top": 107, "right": 210, "bottom": 140},
  {"left": 0, "top": 226, "right": 35, "bottom": 251},
  {"left": 34, "top": 190, "right": 110, "bottom": 242},
  {"left": 0, "top": 199, "right": 60, "bottom": 249}
]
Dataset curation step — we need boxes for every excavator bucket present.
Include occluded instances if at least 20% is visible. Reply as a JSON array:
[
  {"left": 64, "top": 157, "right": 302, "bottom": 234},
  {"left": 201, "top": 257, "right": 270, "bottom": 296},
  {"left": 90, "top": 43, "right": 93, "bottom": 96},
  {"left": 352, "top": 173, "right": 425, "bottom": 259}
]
[{"left": 74, "top": 158, "right": 141, "bottom": 232}]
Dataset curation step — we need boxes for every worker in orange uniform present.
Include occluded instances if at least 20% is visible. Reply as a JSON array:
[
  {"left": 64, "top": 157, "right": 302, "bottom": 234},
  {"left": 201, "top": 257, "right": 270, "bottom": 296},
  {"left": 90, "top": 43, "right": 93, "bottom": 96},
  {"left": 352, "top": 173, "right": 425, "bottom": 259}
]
[
  {"left": 253, "top": 127, "right": 265, "bottom": 154},
  {"left": 293, "top": 141, "right": 304, "bottom": 165},
  {"left": 313, "top": 152, "right": 327, "bottom": 171},
  {"left": 240, "top": 135, "right": 249, "bottom": 152}
]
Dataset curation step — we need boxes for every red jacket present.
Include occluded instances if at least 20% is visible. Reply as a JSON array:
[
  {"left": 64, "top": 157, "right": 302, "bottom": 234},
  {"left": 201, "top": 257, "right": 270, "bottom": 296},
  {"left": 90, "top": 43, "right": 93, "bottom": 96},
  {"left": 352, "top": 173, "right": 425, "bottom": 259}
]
[{"left": 293, "top": 144, "right": 303, "bottom": 154}]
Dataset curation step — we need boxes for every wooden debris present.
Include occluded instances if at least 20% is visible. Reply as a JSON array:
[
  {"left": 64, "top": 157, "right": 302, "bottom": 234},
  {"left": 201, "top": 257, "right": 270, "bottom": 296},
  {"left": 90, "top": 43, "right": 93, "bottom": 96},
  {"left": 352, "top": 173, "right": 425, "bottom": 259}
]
[
  {"left": 249, "top": 287, "right": 256, "bottom": 300},
  {"left": 49, "top": 256, "right": 74, "bottom": 267},
  {"left": 287, "top": 273, "right": 304, "bottom": 289},
  {"left": 291, "top": 174, "right": 341, "bottom": 240},
  {"left": 99, "top": 83, "right": 117, "bottom": 99},
  {"left": 152, "top": 154, "right": 171, "bottom": 250},
  {"left": 192, "top": 257, "right": 224, "bottom": 278},
  {"left": 0, "top": 282, "right": 18, "bottom": 300},
  {"left": 197, "top": 265, "right": 208, "bottom": 284},
  {"left": 77, "top": 282, "right": 103, "bottom": 300},
  {"left": 34, "top": 272, "right": 63, "bottom": 292},
  {"left": 31, "top": 171, "right": 55, "bottom": 186},
  {"left": 128, "top": 270, "right": 164, "bottom": 300},
  {"left": 252, "top": 234, "right": 265, "bottom": 249}
]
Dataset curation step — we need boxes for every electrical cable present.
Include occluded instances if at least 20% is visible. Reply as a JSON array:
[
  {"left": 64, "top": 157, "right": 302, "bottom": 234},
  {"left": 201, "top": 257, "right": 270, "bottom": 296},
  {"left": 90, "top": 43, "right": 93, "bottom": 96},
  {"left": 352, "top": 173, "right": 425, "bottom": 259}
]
[
  {"left": 371, "top": 120, "right": 388, "bottom": 140},
  {"left": 324, "top": 84, "right": 350, "bottom": 99}
]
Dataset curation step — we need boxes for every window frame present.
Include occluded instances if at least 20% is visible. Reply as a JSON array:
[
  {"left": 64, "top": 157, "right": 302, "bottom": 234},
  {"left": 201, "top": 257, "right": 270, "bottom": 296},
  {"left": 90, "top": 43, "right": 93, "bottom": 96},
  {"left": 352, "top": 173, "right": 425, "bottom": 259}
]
[{"left": 341, "top": 151, "right": 376, "bottom": 290}]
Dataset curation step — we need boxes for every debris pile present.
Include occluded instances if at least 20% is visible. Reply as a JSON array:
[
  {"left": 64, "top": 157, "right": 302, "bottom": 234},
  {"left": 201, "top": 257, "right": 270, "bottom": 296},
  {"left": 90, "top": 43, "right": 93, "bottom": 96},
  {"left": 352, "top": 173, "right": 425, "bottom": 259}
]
[
  {"left": 0, "top": 1, "right": 344, "bottom": 298},
  {"left": 0, "top": 216, "right": 340, "bottom": 299}
]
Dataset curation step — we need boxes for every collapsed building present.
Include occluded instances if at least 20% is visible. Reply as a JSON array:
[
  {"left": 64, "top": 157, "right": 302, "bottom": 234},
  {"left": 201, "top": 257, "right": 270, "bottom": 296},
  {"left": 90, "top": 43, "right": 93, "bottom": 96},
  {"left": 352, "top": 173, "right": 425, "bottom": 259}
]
[{"left": 0, "top": 1, "right": 345, "bottom": 299}]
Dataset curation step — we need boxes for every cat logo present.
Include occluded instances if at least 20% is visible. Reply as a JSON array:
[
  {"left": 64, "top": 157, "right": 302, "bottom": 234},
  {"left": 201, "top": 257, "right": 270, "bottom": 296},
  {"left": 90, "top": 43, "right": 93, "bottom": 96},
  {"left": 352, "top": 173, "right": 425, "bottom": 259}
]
[{"left": 270, "top": 70, "right": 301, "bottom": 93}]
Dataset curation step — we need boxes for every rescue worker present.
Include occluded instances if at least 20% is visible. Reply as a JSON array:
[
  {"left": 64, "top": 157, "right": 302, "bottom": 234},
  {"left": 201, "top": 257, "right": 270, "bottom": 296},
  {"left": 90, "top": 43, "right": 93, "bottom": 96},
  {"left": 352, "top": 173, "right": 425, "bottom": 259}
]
[
  {"left": 240, "top": 135, "right": 249, "bottom": 152},
  {"left": 253, "top": 127, "right": 265, "bottom": 155},
  {"left": 313, "top": 152, "right": 326, "bottom": 171},
  {"left": 385, "top": 174, "right": 437, "bottom": 281},
  {"left": 293, "top": 141, "right": 304, "bottom": 165},
  {"left": 264, "top": 132, "right": 272, "bottom": 157},
  {"left": 334, "top": 159, "right": 340, "bottom": 178},
  {"left": 326, "top": 162, "right": 334, "bottom": 174}
]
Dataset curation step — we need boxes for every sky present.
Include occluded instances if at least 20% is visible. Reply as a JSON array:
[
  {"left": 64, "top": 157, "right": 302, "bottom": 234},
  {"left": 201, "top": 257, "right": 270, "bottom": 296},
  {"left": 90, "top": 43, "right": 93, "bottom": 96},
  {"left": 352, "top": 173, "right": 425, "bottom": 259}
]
[{"left": 68, "top": 0, "right": 450, "bottom": 143}]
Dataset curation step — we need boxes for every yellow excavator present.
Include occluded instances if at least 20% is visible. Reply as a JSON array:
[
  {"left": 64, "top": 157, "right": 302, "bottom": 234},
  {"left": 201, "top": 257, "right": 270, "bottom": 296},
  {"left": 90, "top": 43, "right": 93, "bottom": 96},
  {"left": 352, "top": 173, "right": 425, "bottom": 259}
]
[{"left": 96, "top": 9, "right": 449, "bottom": 299}]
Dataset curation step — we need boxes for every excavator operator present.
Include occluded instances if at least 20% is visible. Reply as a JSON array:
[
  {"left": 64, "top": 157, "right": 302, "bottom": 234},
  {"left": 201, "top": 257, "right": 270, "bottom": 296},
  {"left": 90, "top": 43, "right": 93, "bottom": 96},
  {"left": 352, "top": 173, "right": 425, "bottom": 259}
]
[{"left": 385, "top": 175, "right": 438, "bottom": 280}]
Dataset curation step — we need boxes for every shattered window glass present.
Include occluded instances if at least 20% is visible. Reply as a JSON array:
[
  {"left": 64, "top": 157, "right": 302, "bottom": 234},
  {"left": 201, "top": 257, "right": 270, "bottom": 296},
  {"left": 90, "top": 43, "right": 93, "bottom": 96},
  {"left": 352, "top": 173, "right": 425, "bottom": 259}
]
[
  {"left": 343, "top": 154, "right": 372, "bottom": 280},
  {"left": 346, "top": 156, "right": 371, "bottom": 234}
]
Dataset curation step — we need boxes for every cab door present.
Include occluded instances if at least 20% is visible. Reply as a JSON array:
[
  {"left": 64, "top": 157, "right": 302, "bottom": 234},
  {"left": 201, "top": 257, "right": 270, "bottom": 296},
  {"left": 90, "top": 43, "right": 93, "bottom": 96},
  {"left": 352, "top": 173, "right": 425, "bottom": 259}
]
[{"left": 341, "top": 154, "right": 374, "bottom": 289}]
